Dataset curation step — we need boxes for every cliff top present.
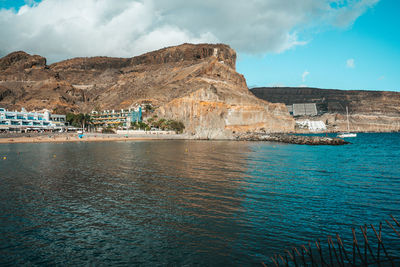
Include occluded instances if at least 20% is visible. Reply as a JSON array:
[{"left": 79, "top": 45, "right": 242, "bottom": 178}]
[
  {"left": 0, "top": 51, "right": 47, "bottom": 71},
  {"left": 47, "top": 43, "right": 236, "bottom": 70}
]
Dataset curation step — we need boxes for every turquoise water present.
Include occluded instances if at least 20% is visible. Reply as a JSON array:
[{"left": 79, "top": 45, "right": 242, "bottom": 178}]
[{"left": 0, "top": 133, "right": 399, "bottom": 265}]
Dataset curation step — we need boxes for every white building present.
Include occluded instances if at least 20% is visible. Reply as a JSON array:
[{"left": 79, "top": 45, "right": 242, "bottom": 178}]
[
  {"left": 296, "top": 120, "right": 327, "bottom": 132},
  {"left": 0, "top": 107, "right": 66, "bottom": 131}
]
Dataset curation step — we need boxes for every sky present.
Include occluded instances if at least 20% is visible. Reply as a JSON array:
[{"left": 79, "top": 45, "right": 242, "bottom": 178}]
[{"left": 0, "top": 0, "right": 399, "bottom": 91}]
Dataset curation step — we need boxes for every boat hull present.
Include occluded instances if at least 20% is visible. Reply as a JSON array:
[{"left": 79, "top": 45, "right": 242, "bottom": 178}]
[{"left": 337, "top": 133, "right": 357, "bottom": 138}]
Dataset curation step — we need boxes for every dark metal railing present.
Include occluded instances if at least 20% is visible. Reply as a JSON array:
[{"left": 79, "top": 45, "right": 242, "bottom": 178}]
[{"left": 264, "top": 215, "right": 400, "bottom": 266}]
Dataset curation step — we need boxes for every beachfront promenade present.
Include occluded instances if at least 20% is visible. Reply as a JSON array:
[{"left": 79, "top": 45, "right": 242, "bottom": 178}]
[{"left": 0, "top": 131, "right": 186, "bottom": 144}]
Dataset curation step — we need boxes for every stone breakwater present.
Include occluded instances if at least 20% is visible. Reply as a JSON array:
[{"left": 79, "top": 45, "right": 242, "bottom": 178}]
[{"left": 235, "top": 133, "right": 350, "bottom": 145}]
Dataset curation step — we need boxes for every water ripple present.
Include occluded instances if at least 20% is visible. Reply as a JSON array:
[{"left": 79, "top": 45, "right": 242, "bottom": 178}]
[{"left": 0, "top": 134, "right": 399, "bottom": 265}]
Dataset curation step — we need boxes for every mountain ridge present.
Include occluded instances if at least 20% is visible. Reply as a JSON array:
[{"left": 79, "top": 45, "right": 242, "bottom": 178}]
[
  {"left": 0, "top": 44, "right": 294, "bottom": 138},
  {"left": 251, "top": 87, "right": 400, "bottom": 132}
]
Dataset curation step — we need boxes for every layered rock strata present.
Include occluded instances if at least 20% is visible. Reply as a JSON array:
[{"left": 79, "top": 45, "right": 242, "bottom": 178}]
[{"left": 251, "top": 87, "right": 400, "bottom": 132}]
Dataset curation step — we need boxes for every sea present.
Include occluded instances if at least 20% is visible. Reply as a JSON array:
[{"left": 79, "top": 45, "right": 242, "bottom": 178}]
[{"left": 0, "top": 133, "right": 399, "bottom": 266}]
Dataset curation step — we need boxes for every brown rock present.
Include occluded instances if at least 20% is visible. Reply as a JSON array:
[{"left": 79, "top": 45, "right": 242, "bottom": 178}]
[
  {"left": 251, "top": 87, "right": 400, "bottom": 132},
  {"left": 236, "top": 133, "right": 349, "bottom": 145},
  {"left": 0, "top": 43, "right": 295, "bottom": 137}
]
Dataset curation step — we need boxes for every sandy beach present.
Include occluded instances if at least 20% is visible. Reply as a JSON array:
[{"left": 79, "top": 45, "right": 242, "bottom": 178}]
[{"left": 0, "top": 132, "right": 187, "bottom": 144}]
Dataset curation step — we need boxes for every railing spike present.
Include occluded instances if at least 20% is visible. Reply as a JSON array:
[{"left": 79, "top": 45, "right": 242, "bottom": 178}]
[
  {"left": 386, "top": 219, "right": 400, "bottom": 238},
  {"left": 266, "top": 217, "right": 399, "bottom": 267}
]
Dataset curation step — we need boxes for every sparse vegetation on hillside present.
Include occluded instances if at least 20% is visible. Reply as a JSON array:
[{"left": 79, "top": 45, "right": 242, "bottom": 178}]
[{"left": 144, "top": 104, "right": 153, "bottom": 112}]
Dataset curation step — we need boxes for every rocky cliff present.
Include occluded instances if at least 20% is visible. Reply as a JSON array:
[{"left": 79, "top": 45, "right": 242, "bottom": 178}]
[
  {"left": 251, "top": 87, "right": 400, "bottom": 132},
  {"left": 0, "top": 51, "right": 85, "bottom": 112},
  {"left": 0, "top": 44, "right": 294, "bottom": 138}
]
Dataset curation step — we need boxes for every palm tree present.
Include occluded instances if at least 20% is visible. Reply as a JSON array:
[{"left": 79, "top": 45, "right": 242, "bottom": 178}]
[
  {"left": 81, "top": 113, "right": 92, "bottom": 132},
  {"left": 67, "top": 113, "right": 92, "bottom": 131}
]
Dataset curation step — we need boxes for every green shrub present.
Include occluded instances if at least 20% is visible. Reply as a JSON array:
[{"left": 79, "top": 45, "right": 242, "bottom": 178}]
[
  {"left": 167, "top": 120, "right": 185, "bottom": 133},
  {"left": 133, "top": 117, "right": 184, "bottom": 133},
  {"left": 130, "top": 121, "right": 149, "bottom": 130},
  {"left": 102, "top": 127, "right": 115, "bottom": 134}
]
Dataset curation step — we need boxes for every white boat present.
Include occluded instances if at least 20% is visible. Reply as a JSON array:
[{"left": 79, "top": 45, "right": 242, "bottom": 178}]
[
  {"left": 337, "top": 106, "right": 357, "bottom": 138},
  {"left": 338, "top": 132, "right": 357, "bottom": 138}
]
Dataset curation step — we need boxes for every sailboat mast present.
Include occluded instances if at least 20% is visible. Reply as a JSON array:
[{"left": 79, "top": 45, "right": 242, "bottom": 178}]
[{"left": 346, "top": 106, "right": 350, "bottom": 132}]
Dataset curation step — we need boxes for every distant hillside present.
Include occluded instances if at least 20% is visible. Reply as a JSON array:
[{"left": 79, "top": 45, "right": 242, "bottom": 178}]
[
  {"left": 251, "top": 87, "right": 400, "bottom": 132},
  {"left": 251, "top": 87, "right": 400, "bottom": 115}
]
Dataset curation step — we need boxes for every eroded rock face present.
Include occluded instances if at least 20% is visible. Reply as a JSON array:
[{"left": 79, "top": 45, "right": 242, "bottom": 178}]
[
  {"left": 251, "top": 87, "right": 400, "bottom": 132},
  {"left": 0, "top": 51, "right": 85, "bottom": 112},
  {"left": 0, "top": 51, "right": 46, "bottom": 72},
  {"left": 47, "top": 43, "right": 242, "bottom": 110},
  {"left": 157, "top": 84, "right": 294, "bottom": 139},
  {"left": 0, "top": 43, "right": 295, "bottom": 137},
  {"left": 0, "top": 85, "right": 14, "bottom": 102},
  {"left": 151, "top": 47, "right": 294, "bottom": 139}
]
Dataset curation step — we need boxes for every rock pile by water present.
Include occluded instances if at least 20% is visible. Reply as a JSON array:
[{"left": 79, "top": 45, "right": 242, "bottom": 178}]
[{"left": 235, "top": 133, "right": 350, "bottom": 145}]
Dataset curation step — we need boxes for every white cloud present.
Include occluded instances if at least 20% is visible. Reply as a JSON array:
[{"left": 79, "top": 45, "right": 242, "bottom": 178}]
[
  {"left": 378, "top": 75, "right": 385, "bottom": 80},
  {"left": 330, "top": 0, "right": 379, "bottom": 28},
  {"left": 346, "top": 58, "right": 355, "bottom": 68},
  {"left": 302, "top": 71, "right": 310, "bottom": 82},
  {"left": 0, "top": 0, "right": 379, "bottom": 62}
]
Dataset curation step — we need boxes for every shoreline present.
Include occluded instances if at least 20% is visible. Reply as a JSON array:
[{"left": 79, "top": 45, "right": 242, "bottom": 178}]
[
  {"left": 0, "top": 136, "right": 162, "bottom": 144},
  {"left": 0, "top": 133, "right": 187, "bottom": 144},
  {"left": 0, "top": 131, "right": 397, "bottom": 145}
]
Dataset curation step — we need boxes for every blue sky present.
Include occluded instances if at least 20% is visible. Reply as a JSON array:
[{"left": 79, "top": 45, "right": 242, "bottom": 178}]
[
  {"left": 0, "top": 0, "right": 26, "bottom": 9},
  {"left": 0, "top": 0, "right": 399, "bottom": 91},
  {"left": 237, "top": 0, "right": 400, "bottom": 91}
]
